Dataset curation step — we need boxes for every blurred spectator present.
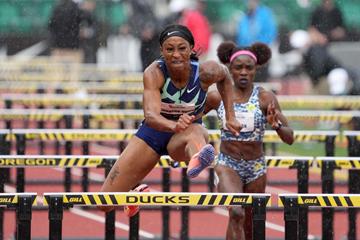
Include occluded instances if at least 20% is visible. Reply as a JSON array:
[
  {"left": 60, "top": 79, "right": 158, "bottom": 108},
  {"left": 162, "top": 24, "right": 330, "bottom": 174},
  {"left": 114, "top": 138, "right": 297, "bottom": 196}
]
[
  {"left": 79, "top": 0, "right": 99, "bottom": 64},
  {"left": 236, "top": 0, "right": 277, "bottom": 47},
  {"left": 126, "top": 0, "right": 160, "bottom": 71},
  {"left": 167, "top": 0, "right": 212, "bottom": 60},
  {"left": 236, "top": 0, "right": 277, "bottom": 82},
  {"left": 303, "top": 0, "right": 347, "bottom": 93},
  {"left": 48, "top": 0, "right": 84, "bottom": 63}
]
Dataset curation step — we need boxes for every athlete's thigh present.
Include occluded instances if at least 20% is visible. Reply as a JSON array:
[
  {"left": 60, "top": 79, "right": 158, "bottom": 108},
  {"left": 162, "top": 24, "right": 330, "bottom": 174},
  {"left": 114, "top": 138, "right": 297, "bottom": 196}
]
[
  {"left": 167, "top": 123, "right": 208, "bottom": 161},
  {"left": 244, "top": 174, "right": 267, "bottom": 193},
  {"left": 101, "top": 136, "right": 160, "bottom": 192},
  {"left": 215, "top": 164, "right": 244, "bottom": 193}
]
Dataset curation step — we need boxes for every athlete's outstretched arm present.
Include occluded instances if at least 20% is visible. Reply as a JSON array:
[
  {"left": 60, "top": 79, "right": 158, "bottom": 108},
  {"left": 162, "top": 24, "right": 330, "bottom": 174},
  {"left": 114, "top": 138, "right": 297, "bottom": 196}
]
[{"left": 200, "top": 61, "right": 241, "bottom": 135}]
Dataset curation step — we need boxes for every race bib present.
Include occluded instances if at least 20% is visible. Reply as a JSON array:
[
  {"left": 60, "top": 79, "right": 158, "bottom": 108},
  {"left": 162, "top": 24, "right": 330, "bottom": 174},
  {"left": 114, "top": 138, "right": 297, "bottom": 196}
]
[
  {"left": 161, "top": 102, "right": 195, "bottom": 116},
  {"left": 223, "top": 112, "right": 255, "bottom": 132}
]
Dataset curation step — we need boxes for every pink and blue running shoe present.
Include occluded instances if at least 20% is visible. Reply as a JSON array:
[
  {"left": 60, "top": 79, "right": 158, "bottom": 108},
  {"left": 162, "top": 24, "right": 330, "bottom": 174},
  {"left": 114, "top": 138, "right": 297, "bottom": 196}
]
[{"left": 186, "top": 144, "right": 215, "bottom": 178}]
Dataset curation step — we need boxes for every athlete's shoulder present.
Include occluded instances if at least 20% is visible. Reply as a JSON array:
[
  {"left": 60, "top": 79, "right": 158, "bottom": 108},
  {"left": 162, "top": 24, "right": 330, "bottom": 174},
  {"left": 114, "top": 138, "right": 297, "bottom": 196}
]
[{"left": 143, "top": 61, "right": 165, "bottom": 88}]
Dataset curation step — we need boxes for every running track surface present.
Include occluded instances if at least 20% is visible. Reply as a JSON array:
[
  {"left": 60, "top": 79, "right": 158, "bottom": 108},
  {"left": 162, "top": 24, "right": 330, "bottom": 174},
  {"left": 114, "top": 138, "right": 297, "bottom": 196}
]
[{"left": 3, "top": 141, "right": 360, "bottom": 240}]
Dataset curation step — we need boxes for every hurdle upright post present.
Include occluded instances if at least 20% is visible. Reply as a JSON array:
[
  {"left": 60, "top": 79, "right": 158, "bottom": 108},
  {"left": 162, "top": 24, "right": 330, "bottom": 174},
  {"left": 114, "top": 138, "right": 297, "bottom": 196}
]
[
  {"left": 283, "top": 196, "right": 298, "bottom": 240},
  {"left": 129, "top": 214, "right": 139, "bottom": 240},
  {"left": 252, "top": 196, "right": 267, "bottom": 240},
  {"left": 104, "top": 163, "right": 115, "bottom": 240},
  {"left": 162, "top": 167, "right": 171, "bottom": 239},
  {"left": 347, "top": 134, "right": 360, "bottom": 240},
  {"left": 0, "top": 132, "right": 11, "bottom": 240},
  {"left": 5, "top": 99, "right": 12, "bottom": 129},
  {"left": 180, "top": 169, "right": 190, "bottom": 240},
  {"left": 82, "top": 114, "right": 90, "bottom": 192},
  {"left": 16, "top": 195, "right": 33, "bottom": 240},
  {"left": 321, "top": 135, "right": 336, "bottom": 240},
  {"left": 48, "top": 195, "right": 64, "bottom": 240},
  {"left": 321, "top": 160, "right": 336, "bottom": 240},
  {"left": 296, "top": 160, "right": 309, "bottom": 240},
  {"left": 15, "top": 134, "right": 26, "bottom": 192},
  {"left": 64, "top": 115, "right": 74, "bottom": 192}
]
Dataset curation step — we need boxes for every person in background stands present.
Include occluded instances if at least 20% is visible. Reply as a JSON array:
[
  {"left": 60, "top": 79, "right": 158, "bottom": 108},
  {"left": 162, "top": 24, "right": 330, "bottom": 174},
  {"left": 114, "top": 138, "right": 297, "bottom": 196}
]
[
  {"left": 127, "top": 0, "right": 161, "bottom": 71},
  {"left": 303, "top": 0, "right": 347, "bottom": 93},
  {"left": 167, "top": 0, "right": 212, "bottom": 61},
  {"left": 204, "top": 41, "right": 294, "bottom": 240},
  {"left": 236, "top": 0, "right": 277, "bottom": 82},
  {"left": 99, "top": 24, "right": 241, "bottom": 216},
  {"left": 79, "top": 0, "right": 99, "bottom": 64},
  {"left": 48, "top": 0, "right": 84, "bottom": 63}
]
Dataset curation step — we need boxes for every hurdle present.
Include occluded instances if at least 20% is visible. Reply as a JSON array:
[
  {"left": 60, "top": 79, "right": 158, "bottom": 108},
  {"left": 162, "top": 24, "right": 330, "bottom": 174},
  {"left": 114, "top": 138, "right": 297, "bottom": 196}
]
[
  {"left": 0, "top": 81, "right": 145, "bottom": 94},
  {"left": 279, "top": 193, "right": 360, "bottom": 240},
  {"left": 2, "top": 129, "right": 339, "bottom": 191},
  {"left": 2, "top": 108, "right": 360, "bottom": 129},
  {"left": 0, "top": 155, "right": 181, "bottom": 240},
  {"left": 311, "top": 157, "right": 360, "bottom": 240},
  {"left": 3, "top": 94, "right": 360, "bottom": 110},
  {"left": 0, "top": 193, "right": 37, "bottom": 240},
  {"left": 0, "top": 155, "right": 312, "bottom": 240},
  {"left": 0, "top": 129, "right": 339, "bottom": 192},
  {"left": 43, "top": 192, "right": 271, "bottom": 240},
  {"left": 3, "top": 93, "right": 143, "bottom": 109},
  {"left": 0, "top": 80, "right": 282, "bottom": 94},
  {"left": 344, "top": 131, "right": 360, "bottom": 240}
]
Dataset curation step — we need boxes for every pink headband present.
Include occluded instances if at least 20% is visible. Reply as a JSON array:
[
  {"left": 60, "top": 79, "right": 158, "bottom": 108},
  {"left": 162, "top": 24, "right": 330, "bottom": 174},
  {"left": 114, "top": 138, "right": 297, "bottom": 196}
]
[{"left": 230, "top": 50, "right": 257, "bottom": 63}]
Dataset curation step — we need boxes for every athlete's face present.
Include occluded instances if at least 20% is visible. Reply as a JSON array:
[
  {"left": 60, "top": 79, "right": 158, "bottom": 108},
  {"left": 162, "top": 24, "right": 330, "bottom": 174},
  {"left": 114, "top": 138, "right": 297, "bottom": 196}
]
[
  {"left": 160, "top": 36, "right": 193, "bottom": 70},
  {"left": 230, "top": 55, "right": 257, "bottom": 89}
]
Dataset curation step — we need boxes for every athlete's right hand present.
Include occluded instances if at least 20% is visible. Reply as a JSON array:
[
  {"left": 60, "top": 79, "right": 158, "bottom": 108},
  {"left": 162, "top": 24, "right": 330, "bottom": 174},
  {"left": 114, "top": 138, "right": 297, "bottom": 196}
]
[
  {"left": 174, "top": 114, "right": 195, "bottom": 133},
  {"left": 225, "top": 118, "right": 241, "bottom": 136}
]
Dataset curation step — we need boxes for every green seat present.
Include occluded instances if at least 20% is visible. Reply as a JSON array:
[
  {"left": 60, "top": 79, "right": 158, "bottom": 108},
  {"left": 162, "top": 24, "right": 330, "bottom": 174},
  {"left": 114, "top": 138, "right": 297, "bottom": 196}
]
[{"left": 0, "top": 3, "right": 20, "bottom": 33}]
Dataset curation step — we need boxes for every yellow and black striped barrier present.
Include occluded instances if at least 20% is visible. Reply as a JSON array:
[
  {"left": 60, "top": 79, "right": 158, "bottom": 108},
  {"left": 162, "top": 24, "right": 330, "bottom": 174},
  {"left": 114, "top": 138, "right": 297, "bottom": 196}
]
[
  {"left": 2, "top": 93, "right": 141, "bottom": 108},
  {"left": 0, "top": 193, "right": 37, "bottom": 240},
  {"left": 0, "top": 61, "right": 143, "bottom": 82},
  {"left": 0, "top": 155, "right": 119, "bottom": 168},
  {"left": 156, "top": 155, "right": 313, "bottom": 169},
  {"left": 1, "top": 109, "right": 359, "bottom": 124},
  {"left": 3, "top": 129, "right": 339, "bottom": 143},
  {"left": 0, "top": 81, "right": 144, "bottom": 94},
  {"left": 0, "top": 155, "right": 311, "bottom": 169},
  {"left": 3, "top": 93, "right": 360, "bottom": 109},
  {"left": 279, "top": 193, "right": 360, "bottom": 240},
  {"left": 278, "top": 193, "right": 360, "bottom": 207},
  {"left": 0, "top": 193, "right": 37, "bottom": 207},
  {"left": 0, "top": 81, "right": 281, "bottom": 94},
  {"left": 277, "top": 95, "right": 360, "bottom": 110},
  {"left": 43, "top": 192, "right": 271, "bottom": 207},
  {"left": 43, "top": 192, "right": 270, "bottom": 240},
  {"left": 313, "top": 157, "right": 360, "bottom": 169},
  {"left": 0, "top": 155, "right": 312, "bottom": 192}
]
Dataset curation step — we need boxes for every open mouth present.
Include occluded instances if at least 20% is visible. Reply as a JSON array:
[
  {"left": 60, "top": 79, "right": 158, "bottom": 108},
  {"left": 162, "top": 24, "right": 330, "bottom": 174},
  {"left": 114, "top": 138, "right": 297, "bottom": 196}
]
[
  {"left": 239, "top": 79, "right": 248, "bottom": 84},
  {"left": 172, "top": 60, "right": 183, "bottom": 65}
]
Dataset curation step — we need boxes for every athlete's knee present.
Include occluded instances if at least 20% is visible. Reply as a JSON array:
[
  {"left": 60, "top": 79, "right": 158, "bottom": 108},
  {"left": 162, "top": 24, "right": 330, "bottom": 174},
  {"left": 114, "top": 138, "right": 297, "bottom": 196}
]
[
  {"left": 97, "top": 205, "right": 115, "bottom": 213},
  {"left": 229, "top": 206, "right": 246, "bottom": 224}
]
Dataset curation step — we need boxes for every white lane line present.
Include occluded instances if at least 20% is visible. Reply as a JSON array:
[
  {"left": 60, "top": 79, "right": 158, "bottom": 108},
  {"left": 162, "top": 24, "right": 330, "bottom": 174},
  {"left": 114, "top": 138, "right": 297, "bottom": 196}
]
[
  {"left": 213, "top": 207, "right": 285, "bottom": 232},
  {"left": 213, "top": 202, "right": 317, "bottom": 239},
  {"left": 70, "top": 208, "right": 155, "bottom": 239},
  {"left": 54, "top": 168, "right": 104, "bottom": 182}
]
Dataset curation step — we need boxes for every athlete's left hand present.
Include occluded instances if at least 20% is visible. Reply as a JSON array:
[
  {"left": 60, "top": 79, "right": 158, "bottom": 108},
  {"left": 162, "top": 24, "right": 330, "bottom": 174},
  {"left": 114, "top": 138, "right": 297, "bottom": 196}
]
[
  {"left": 267, "top": 101, "right": 281, "bottom": 129},
  {"left": 174, "top": 114, "right": 195, "bottom": 133},
  {"left": 225, "top": 118, "right": 241, "bottom": 136}
]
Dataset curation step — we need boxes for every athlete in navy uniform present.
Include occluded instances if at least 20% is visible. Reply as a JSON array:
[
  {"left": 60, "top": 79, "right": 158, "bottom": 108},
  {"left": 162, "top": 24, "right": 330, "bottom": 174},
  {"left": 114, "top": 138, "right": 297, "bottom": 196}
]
[{"left": 100, "top": 24, "right": 241, "bottom": 215}]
